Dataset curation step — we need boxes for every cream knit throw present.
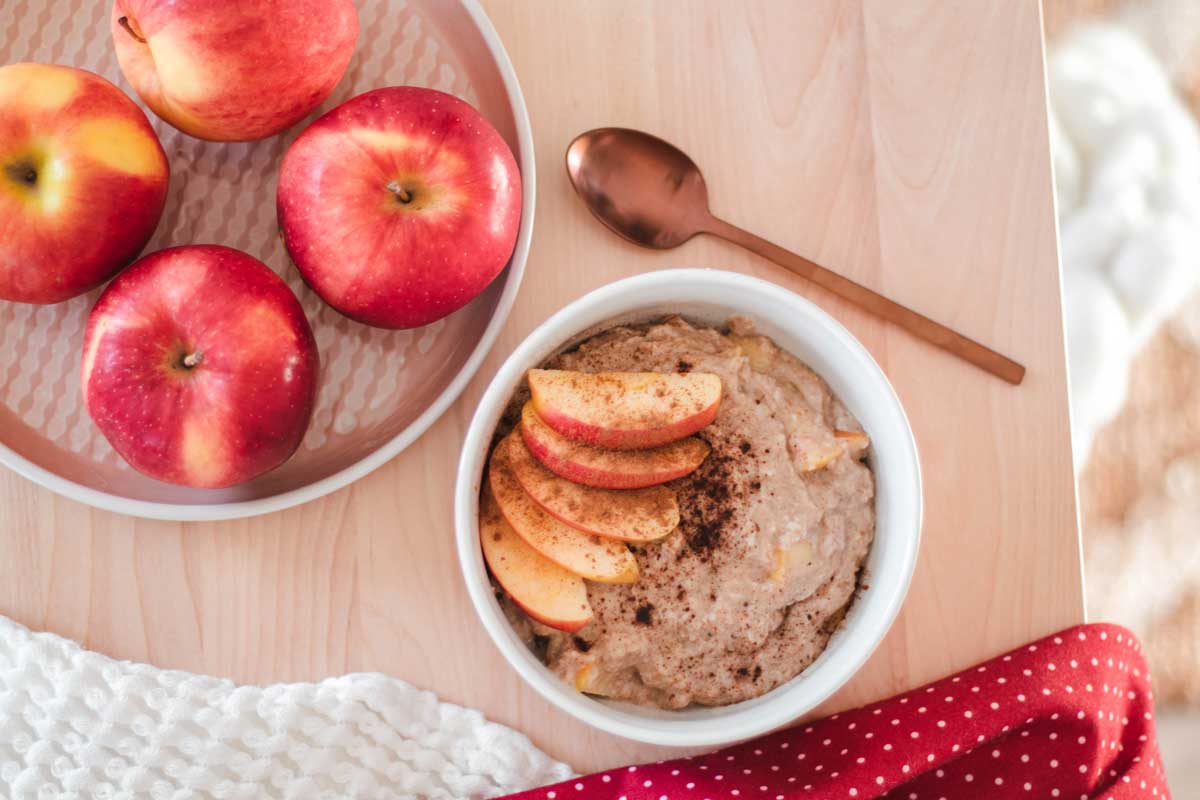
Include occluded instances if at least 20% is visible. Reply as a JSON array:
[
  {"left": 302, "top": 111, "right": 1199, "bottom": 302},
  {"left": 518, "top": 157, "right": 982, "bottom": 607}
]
[
  {"left": 0, "top": 616, "right": 571, "bottom": 799},
  {"left": 1051, "top": 17, "right": 1200, "bottom": 464}
]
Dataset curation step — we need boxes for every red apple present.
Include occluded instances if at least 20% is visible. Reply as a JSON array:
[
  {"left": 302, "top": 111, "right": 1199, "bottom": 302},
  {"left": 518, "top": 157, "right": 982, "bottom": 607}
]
[
  {"left": 111, "top": 0, "right": 358, "bottom": 141},
  {"left": 81, "top": 245, "right": 319, "bottom": 488},
  {"left": 276, "top": 86, "right": 522, "bottom": 329},
  {"left": 0, "top": 63, "right": 168, "bottom": 304}
]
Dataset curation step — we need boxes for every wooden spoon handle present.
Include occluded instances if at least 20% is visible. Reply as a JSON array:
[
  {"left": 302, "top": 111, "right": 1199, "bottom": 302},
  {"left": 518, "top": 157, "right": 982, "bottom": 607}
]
[{"left": 704, "top": 215, "right": 1025, "bottom": 385}]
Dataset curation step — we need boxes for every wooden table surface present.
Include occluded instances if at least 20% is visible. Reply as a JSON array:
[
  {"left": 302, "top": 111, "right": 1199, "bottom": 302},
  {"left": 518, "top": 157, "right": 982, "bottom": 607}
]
[{"left": 0, "top": 0, "right": 1082, "bottom": 774}]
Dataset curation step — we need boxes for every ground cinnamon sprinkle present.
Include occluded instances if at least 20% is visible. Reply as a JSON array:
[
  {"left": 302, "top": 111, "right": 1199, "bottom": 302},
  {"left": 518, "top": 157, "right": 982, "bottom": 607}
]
[{"left": 677, "top": 434, "right": 748, "bottom": 556}]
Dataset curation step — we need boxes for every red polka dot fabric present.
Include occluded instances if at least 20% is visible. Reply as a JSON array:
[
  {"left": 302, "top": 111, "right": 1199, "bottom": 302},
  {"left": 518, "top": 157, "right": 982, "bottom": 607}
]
[{"left": 503, "top": 624, "right": 1171, "bottom": 799}]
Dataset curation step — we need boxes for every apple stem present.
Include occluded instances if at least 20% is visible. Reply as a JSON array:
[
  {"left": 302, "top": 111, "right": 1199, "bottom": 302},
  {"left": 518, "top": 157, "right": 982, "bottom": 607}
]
[
  {"left": 386, "top": 180, "right": 413, "bottom": 204},
  {"left": 182, "top": 352, "right": 203, "bottom": 368},
  {"left": 118, "top": 15, "right": 147, "bottom": 44}
]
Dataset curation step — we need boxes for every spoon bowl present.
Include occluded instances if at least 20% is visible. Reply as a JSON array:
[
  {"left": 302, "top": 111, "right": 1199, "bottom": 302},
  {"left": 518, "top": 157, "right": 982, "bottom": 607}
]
[{"left": 566, "top": 128, "right": 711, "bottom": 249}]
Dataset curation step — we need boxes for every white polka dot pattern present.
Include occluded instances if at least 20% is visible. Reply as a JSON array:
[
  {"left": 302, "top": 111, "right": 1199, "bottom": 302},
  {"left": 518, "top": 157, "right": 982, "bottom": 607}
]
[{"left": 503, "top": 624, "right": 1170, "bottom": 800}]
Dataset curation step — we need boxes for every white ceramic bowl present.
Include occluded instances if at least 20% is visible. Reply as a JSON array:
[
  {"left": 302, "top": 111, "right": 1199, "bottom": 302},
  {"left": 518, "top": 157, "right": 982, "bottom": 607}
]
[{"left": 455, "top": 268, "right": 922, "bottom": 747}]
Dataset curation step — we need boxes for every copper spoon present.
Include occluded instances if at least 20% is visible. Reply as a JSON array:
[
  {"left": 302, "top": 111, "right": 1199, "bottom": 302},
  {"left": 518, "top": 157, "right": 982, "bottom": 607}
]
[{"left": 565, "top": 128, "right": 1025, "bottom": 385}]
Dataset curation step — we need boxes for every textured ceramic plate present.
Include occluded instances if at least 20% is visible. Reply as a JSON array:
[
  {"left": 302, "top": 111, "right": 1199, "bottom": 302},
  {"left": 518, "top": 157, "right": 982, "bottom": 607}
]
[{"left": 0, "top": 0, "right": 535, "bottom": 519}]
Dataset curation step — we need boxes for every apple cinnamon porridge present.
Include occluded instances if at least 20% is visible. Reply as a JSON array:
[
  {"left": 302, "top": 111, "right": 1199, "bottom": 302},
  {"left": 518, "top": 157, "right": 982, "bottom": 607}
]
[{"left": 489, "top": 315, "right": 875, "bottom": 709}]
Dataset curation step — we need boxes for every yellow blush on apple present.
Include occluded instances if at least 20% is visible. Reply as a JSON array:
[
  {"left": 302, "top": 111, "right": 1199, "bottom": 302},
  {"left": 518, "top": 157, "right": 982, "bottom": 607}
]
[
  {"left": 111, "top": 0, "right": 359, "bottom": 142},
  {"left": 81, "top": 245, "right": 319, "bottom": 489},
  {"left": 0, "top": 63, "right": 168, "bottom": 304}
]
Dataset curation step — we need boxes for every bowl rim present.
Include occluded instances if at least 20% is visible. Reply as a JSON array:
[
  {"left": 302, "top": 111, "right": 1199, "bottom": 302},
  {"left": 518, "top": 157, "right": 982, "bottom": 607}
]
[
  {"left": 454, "top": 268, "right": 923, "bottom": 747},
  {"left": 0, "top": 0, "right": 536, "bottom": 521}
]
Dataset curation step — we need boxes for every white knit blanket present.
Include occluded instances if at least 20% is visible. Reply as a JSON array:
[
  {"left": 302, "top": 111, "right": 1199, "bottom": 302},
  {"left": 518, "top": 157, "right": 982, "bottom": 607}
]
[
  {"left": 0, "top": 616, "right": 571, "bottom": 799},
  {"left": 1051, "top": 13, "right": 1200, "bottom": 464}
]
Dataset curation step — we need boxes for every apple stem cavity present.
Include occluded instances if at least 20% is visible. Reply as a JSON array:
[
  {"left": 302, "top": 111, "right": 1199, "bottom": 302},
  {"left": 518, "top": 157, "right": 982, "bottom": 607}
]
[
  {"left": 118, "top": 15, "right": 148, "bottom": 44},
  {"left": 3, "top": 161, "right": 36, "bottom": 186},
  {"left": 385, "top": 180, "right": 413, "bottom": 204}
]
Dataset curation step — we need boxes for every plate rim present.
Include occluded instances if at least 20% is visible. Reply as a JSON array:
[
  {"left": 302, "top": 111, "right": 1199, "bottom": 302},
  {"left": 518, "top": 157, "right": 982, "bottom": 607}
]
[{"left": 0, "top": 0, "right": 536, "bottom": 521}]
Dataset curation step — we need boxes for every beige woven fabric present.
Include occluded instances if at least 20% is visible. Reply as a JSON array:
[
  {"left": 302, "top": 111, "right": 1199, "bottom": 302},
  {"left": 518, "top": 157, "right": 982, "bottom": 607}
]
[
  {"left": 1082, "top": 298, "right": 1200, "bottom": 706},
  {"left": 1046, "top": 0, "right": 1200, "bottom": 706}
]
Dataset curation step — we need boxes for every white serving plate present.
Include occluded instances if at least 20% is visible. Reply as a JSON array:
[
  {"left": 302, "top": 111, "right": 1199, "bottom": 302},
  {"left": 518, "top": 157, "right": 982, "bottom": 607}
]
[
  {"left": 456, "top": 269, "right": 923, "bottom": 747},
  {"left": 0, "top": 0, "right": 534, "bottom": 520}
]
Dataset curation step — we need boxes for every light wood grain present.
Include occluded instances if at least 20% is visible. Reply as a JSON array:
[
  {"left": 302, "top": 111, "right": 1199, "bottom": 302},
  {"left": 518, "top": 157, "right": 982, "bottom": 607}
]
[{"left": 0, "top": 0, "right": 1082, "bottom": 773}]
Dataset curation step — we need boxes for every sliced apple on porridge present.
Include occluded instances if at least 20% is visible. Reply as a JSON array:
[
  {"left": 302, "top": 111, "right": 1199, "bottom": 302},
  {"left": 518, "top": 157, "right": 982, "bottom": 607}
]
[
  {"left": 794, "top": 425, "right": 871, "bottom": 472},
  {"left": 572, "top": 662, "right": 627, "bottom": 697},
  {"left": 834, "top": 429, "right": 870, "bottom": 457},
  {"left": 505, "top": 434, "right": 679, "bottom": 543},
  {"left": 490, "top": 440, "right": 639, "bottom": 583},
  {"left": 769, "top": 540, "right": 816, "bottom": 583},
  {"left": 479, "top": 487, "right": 593, "bottom": 633},
  {"left": 520, "top": 403, "right": 710, "bottom": 489},
  {"left": 527, "top": 368, "right": 722, "bottom": 450},
  {"left": 798, "top": 440, "right": 845, "bottom": 472}
]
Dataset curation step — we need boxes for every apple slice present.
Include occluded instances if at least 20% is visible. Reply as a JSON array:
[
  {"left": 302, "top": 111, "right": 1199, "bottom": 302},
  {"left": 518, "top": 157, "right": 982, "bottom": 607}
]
[
  {"left": 479, "top": 487, "right": 593, "bottom": 633},
  {"left": 769, "top": 540, "right": 815, "bottom": 583},
  {"left": 573, "top": 663, "right": 624, "bottom": 697},
  {"left": 798, "top": 439, "right": 844, "bottom": 472},
  {"left": 490, "top": 443, "right": 639, "bottom": 583},
  {"left": 835, "top": 429, "right": 870, "bottom": 457},
  {"left": 505, "top": 434, "right": 679, "bottom": 542},
  {"left": 798, "top": 429, "right": 872, "bottom": 472},
  {"left": 520, "top": 403, "right": 710, "bottom": 489},
  {"left": 528, "top": 369, "right": 722, "bottom": 450}
]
